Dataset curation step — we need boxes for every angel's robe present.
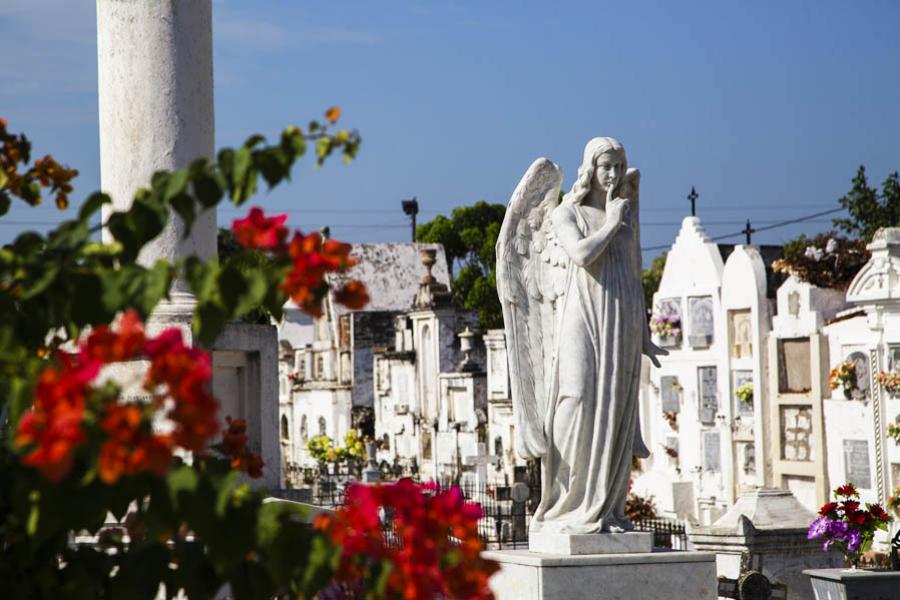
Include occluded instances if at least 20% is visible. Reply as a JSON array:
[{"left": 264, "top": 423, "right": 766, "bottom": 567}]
[{"left": 531, "top": 197, "right": 644, "bottom": 534}]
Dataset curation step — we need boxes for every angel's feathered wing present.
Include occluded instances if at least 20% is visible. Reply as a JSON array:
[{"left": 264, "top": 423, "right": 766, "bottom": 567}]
[{"left": 496, "top": 158, "right": 565, "bottom": 460}]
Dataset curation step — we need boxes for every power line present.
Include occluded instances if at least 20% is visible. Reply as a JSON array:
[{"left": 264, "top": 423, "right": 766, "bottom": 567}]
[{"left": 640, "top": 206, "right": 847, "bottom": 252}]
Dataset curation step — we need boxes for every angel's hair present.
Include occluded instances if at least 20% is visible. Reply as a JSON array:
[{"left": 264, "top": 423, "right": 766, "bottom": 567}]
[{"left": 563, "top": 137, "right": 627, "bottom": 205}]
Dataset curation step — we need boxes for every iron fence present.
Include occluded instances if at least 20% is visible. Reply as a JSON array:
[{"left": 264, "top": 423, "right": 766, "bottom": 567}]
[
  {"left": 283, "top": 469, "right": 691, "bottom": 552},
  {"left": 631, "top": 517, "right": 689, "bottom": 550}
]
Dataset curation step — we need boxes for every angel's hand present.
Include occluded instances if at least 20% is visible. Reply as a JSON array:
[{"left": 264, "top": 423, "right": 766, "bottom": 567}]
[
  {"left": 642, "top": 337, "right": 668, "bottom": 368},
  {"left": 606, "top": 196, "right": 630, "bottom": 228}
]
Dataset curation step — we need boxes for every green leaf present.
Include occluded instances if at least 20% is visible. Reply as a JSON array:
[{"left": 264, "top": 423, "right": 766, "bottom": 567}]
[
  {"left": 11, "top": 231, "right": 44, "bottom": 256},
  {"left": 139, "top": 261, "right": 173, "bottom": 316},
  {"left": 107, "top": 197, "right": 167, "bottom": 262},
  {"left": 193, "top": 301, "right": 229, "bottom": 347},
  {"left": 164, "top": 169, "right": 190, "bottom": 203},
  {"left": 167, "top": 465, "right": 199, "bottom": 507},
  {"left": 26, "top": 491, "right": 39, "bottom": 536},
  {"left": 243, "top": 134, "right": 266, "bottom": 149},
  {"left": 215, "top": 471, "right": 239, "bottom": 518},
  {"left": 231, "top": 147, "right": 257, "bottom": 205},
  {"left": 255, "top": 148, "right": 288, "bottom": 188},
  {"left": 20, "top": 263, "right": 59, "bottom": 299},
  {"left": 316, "top": 137, "right": 332, "bottom": 164},
  {"left": 0, "top": 192, "right": 11, "bottom": 217},
  {"left": 191, "top": 159, "right": 225, "bottom": 209},
  {"left": 169, "top": 192, "right": 196, "bottom": 236},
  {"left": 219, "top": 264, "right": 267, "bottom": 318},
  {"left": 69, "top": 272, "right": 110, "bottom": 324},
  {"left": 78, "top": 192, "right": 111, "bottom": 222},
  {"left": 280, "top": 127, "right": 307, "bottom": 161}
]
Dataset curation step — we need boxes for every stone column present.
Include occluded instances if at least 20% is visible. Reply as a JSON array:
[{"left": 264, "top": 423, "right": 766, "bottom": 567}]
[{"left": 97, "top": 0, "right": 217, "bottom": 315}]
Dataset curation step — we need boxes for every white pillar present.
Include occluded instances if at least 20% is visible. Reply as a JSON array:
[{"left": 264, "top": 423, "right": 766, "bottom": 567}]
[{"left": 97, "top": 0, "right": 217, "bottom": 308}]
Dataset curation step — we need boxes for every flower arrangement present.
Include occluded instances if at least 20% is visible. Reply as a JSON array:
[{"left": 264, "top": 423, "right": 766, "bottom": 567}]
[
  {"left": 307, "top": 430, "right": 367, "bottom": 463},
  {"left": 624, "top": 491, "right": 658, "bottom": 521},
  {"left": 808, "top": 483, "right": 891, "bottom": 567},
  {"left": 877, "top": 371, "right": 900, "bottom": 396},
  {"left": 829, "top": 361, "right": 858, "bottom": 398},
  {"left": 288, "top": 370, "right": 304, "bottom": 385},
  {"left": 772, "top": 232, "right": 869, "bottom": 290},
  {"left": 735, "top": 383, "right": 754, "bottom": 408},
  {"left": 650, "top": 303, "right": 681, "bottom": 339},
  {"left": 888, "top": 487, "right": 900, "bottom": 519},
  {"left": 887, "top": 415, "right": 900, "bottom": 446},
  {"left": 663, "top": 410, "right": 678, "bottom": 430}
]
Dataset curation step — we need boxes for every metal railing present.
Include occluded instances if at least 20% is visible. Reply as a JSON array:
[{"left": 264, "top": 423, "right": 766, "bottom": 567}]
[{"left": 284, "top": 468, "right": 692, "bottom": 552}]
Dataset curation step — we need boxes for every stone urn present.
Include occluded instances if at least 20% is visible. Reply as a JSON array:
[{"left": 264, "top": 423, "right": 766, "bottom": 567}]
[{"left": 804, "top": 568, "right": 900, "bottom": 599}]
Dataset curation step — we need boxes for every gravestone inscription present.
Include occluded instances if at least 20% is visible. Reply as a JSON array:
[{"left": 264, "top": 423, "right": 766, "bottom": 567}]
[{"left": 842, "top": 439, "right": 871, "bottom": 490}]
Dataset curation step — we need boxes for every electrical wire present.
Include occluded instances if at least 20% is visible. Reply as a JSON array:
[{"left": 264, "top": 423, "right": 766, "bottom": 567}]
[{"left": 640, "top": 206, "right": 847, "bottom": 252}]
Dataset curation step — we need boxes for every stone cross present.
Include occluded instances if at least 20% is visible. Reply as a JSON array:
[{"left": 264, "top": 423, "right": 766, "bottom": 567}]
[{"left": 463, "top": 442, "right": 499, "bottom": 488}]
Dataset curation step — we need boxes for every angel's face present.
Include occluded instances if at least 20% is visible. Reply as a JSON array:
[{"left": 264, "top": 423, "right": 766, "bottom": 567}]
[{"left": 592, "top": 151, "right": 625, "bottom": 196}]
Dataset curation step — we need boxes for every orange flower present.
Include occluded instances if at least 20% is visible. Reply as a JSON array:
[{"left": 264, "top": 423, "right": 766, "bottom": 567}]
[
  {"left": 98, "top": 403, "right": 174, "bottom": 484},
  {"left": 220, "top": 415, "right": 264, "bottom": 479},
  {"left": 324, "top": 106, "right": 341, "bottom": 124},
  {"left": 15, "top": 358, "right": 94, "bottom": 483},
  {"left": 334, "top": 280, "right": 369, "bottom": 310}
]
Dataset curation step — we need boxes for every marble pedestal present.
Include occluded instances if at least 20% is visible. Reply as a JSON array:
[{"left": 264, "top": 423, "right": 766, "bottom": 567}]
[
  {"left": 484, "top": 549, "right": 717, "bottom": 600},
  {"left": 529, "top": 531, "right": 652, "bottom": 554}
]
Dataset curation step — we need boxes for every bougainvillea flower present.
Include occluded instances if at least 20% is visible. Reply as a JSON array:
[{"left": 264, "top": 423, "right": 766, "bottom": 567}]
[
  {"left": 334, "top": 280, "right": 370, "bottom": 310},
  {"left": 220, "top": 416, "right": 264, "bottom": 479},
  {"left": 315, "top": 479, "right": 498, "bottom": 599},
  {"left": 81, "top": 310, "right": 146, "bottom": 365},
  {"left": 15, "top": 359, "right": 94, "bottom": 482},
  {"left": 231, "top": 207, "right": 289, "bottom": 251}
]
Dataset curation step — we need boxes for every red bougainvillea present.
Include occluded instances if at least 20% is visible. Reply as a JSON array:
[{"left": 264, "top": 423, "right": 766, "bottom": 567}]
[
  {"left": 231, "top": 207, "right": 289, "bottom": 251},
  {"left": 315, "top": 479, "right": 499, "bottom": 600},
  {"left": 231, "top": 207, "right": 369, "bottom": 317},
  {"left": 221, "top": 416, "right": 264, "bottom": 479},
  {"left": 15, "top": 310, "right": 261, "bottom": 484}
]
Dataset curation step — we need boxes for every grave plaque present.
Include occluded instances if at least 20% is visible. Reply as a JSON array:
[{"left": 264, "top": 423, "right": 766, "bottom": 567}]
[
  {"left": 777, "top": 338, "right": 812, "bottom": 393},
  {"left": 698, "top": 366, "right": 718, "bottom": 424},
  {"left": 729, "top": 309, "right": 753, "bottom": 359},
  {"left": 665, "top": 436, "right": 679, "bottom": 453},
  {"left": 888, "top": 345, "right": 900, "bottom": 371},
  {"left": 842, "top": 439, "right": 871, "bottom": 490},
  {"left": 742, "top": 442, "right": 756, "bottom": 474},
  {"left": 661, "top": 375, "right": 681, "bottom": 413},
  {"left": 703, "top": 430, "right": 720, "bottom": 472},
  {"left": 788, "top": 290, "right": 801, "bottom": 317},
  {"left": 847, "top": 351, "right": 869, "bottom": 399},
  {"left": 733, "top": 370, "right": 754, "bottom": 416},
  {"left": 780, "top": 405, "right": 813, "bottom": 461},
  {"left": 688, "top": 296, "right": 714, "bottom": 347}
]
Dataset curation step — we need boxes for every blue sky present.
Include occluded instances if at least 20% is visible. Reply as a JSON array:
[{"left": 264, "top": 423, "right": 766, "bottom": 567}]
[{"left": 2, "top": 1, "right": 899, "bottom": 262}]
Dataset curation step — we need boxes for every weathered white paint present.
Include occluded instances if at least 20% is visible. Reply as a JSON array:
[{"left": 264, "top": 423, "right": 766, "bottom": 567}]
[
  {"left": 721, "top": 245, "right": 772, "bottom": 491},
  {"left": 636, "top": 216, "right": 729, "bottom": 522},
  {"left": 97, "top": 0, "right": 217, "bottom": 305}
]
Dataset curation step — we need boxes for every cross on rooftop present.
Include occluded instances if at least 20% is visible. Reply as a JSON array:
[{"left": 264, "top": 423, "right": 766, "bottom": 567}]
[
  {"left": 688, "top": 186, "right": 698, "bottom": 217},
  {"left": 463, "top": 442, "right": 499, "bottom": 488}
]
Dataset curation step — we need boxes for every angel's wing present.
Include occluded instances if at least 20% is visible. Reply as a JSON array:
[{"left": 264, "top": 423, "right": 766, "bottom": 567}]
[{"left": 496, "top": 158, "right": 564, "bottom": 460}]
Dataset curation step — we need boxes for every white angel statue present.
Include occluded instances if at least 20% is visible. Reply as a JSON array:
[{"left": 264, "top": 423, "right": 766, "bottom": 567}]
[{"left": 496, "top": 137, "right": 667, "bottom": 534}]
